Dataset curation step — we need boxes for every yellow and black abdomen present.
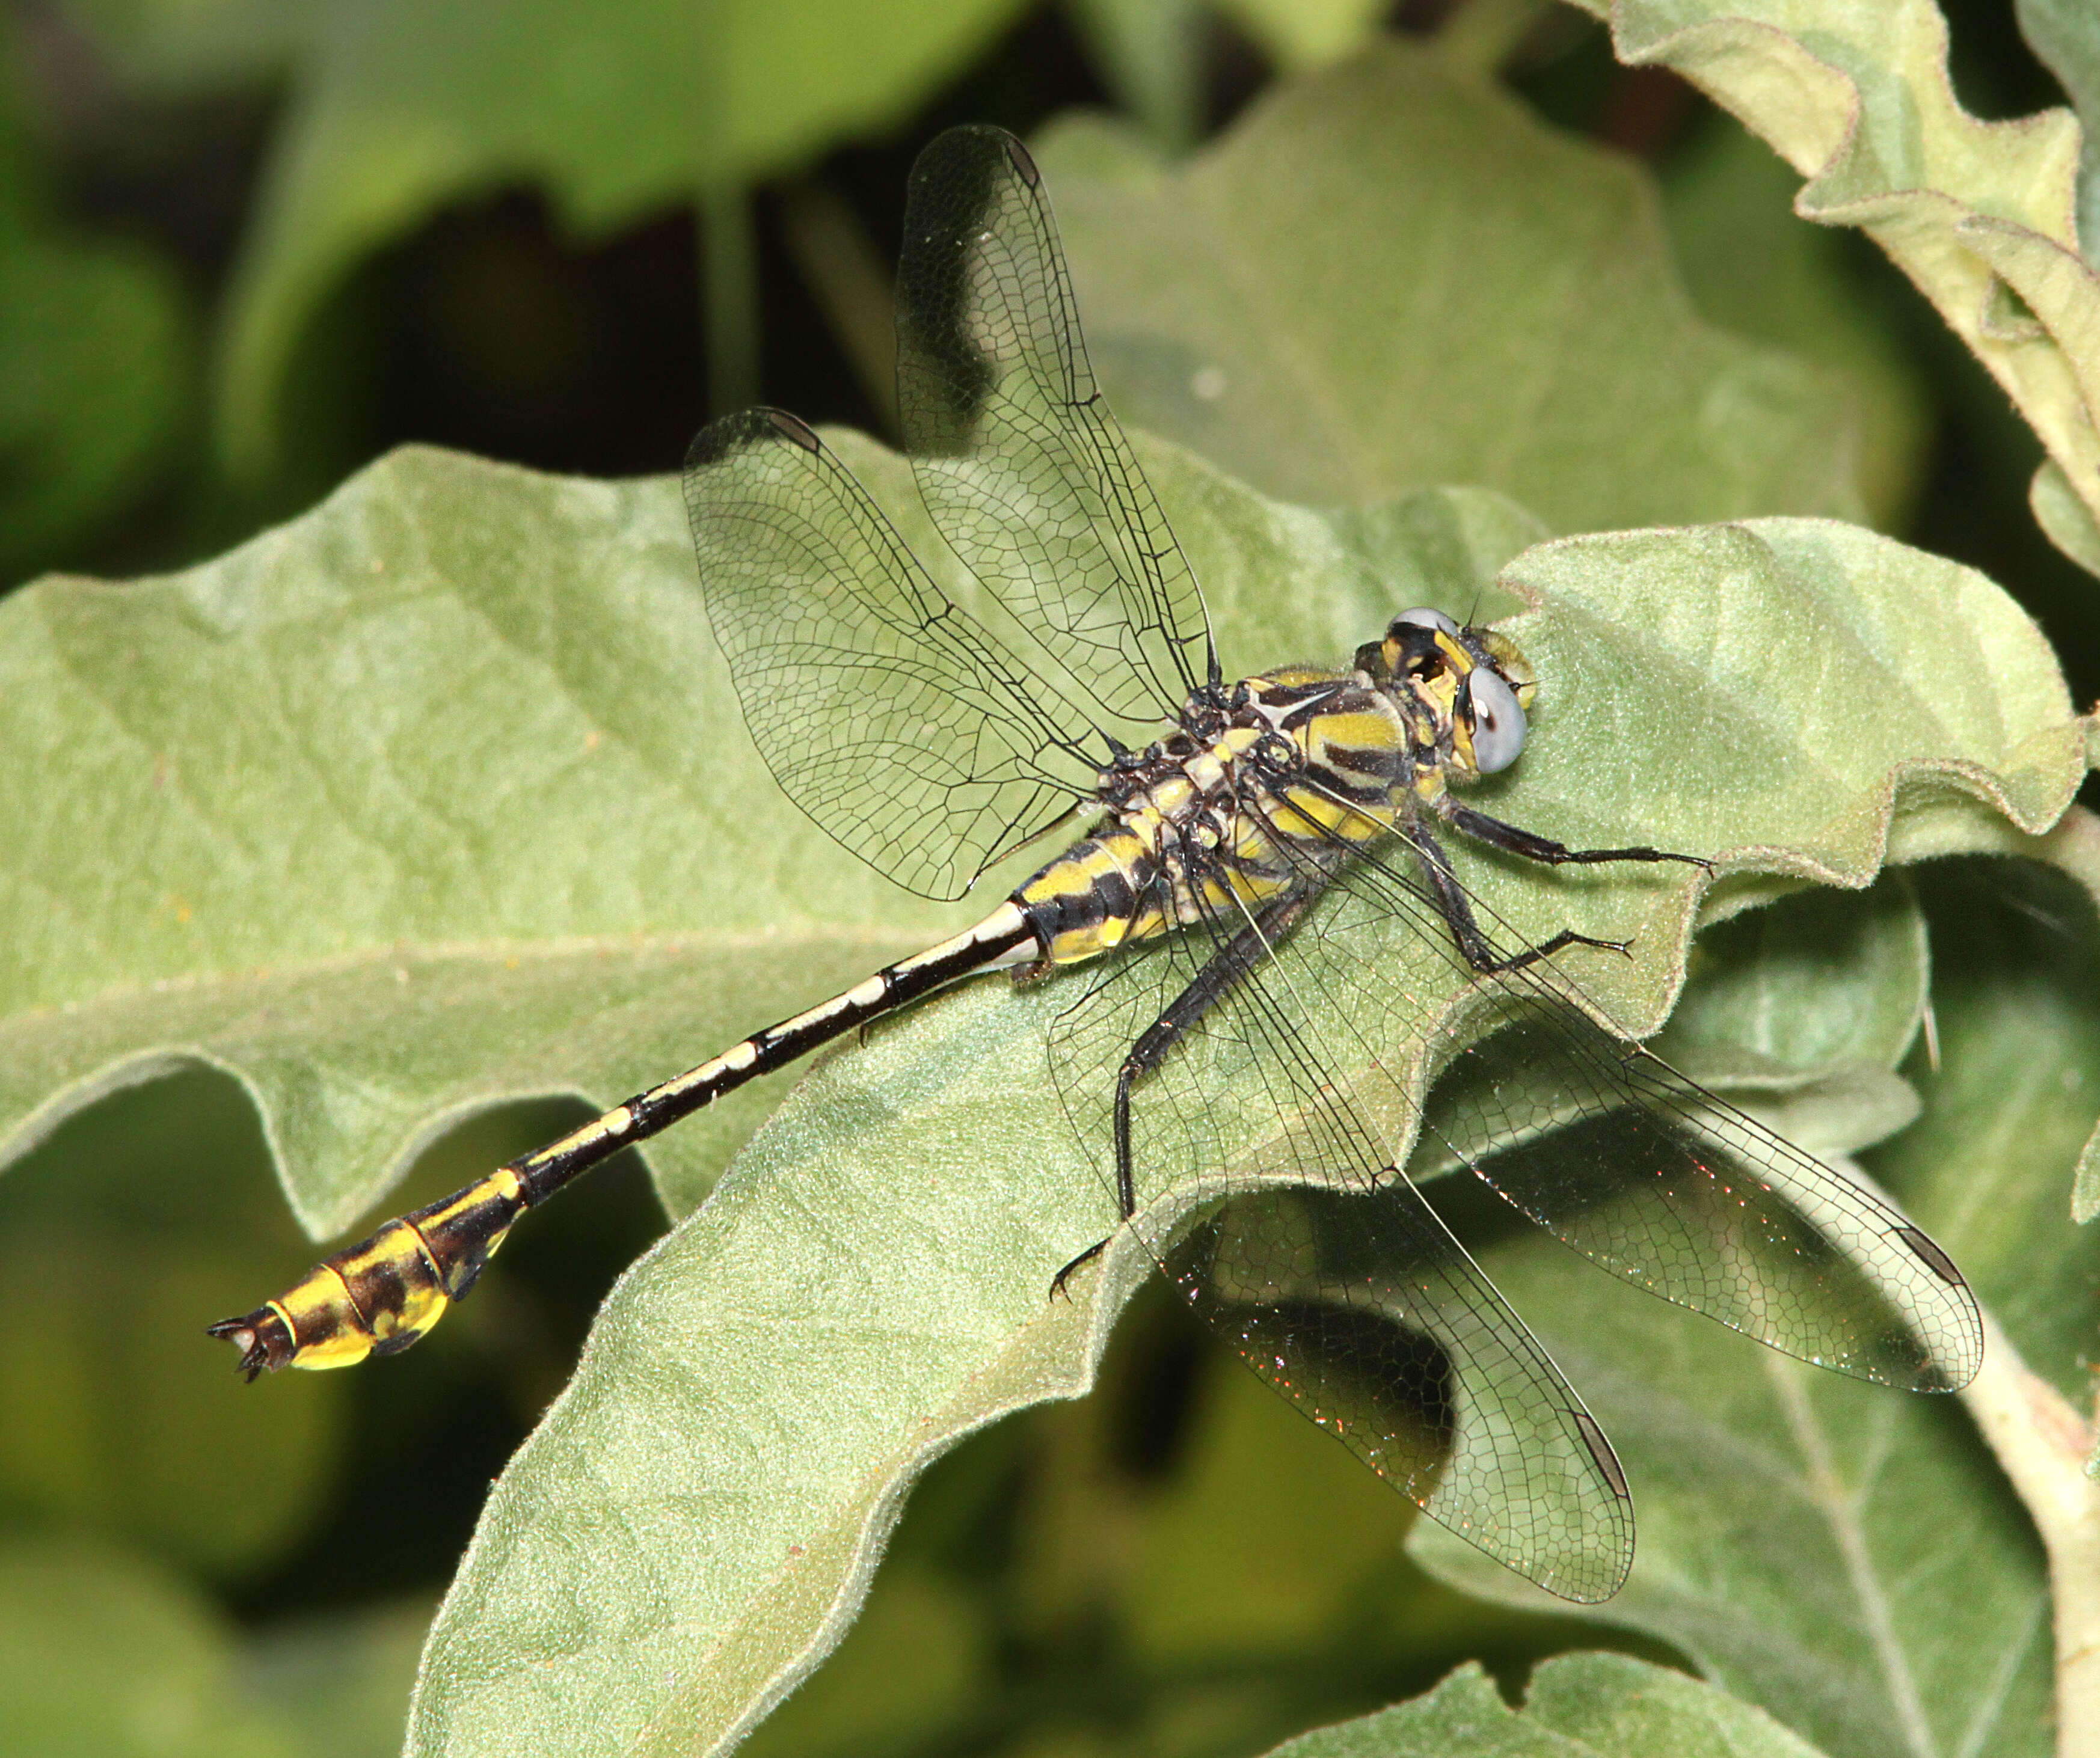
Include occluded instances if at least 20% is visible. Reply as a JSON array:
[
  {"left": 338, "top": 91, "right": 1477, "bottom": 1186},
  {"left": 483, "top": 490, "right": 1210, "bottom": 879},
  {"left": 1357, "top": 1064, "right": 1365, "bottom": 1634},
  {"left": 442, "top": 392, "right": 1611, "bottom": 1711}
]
[{"left": 1016, "top": 826, "right": 1163, "bottom": 964}]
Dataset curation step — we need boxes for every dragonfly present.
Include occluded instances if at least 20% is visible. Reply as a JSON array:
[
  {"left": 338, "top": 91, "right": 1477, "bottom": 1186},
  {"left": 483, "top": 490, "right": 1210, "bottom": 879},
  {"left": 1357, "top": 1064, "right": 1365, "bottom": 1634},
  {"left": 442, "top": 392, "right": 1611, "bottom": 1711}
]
[{"left": 212, "top": 124, "right": 1982, "bottom": 1603}]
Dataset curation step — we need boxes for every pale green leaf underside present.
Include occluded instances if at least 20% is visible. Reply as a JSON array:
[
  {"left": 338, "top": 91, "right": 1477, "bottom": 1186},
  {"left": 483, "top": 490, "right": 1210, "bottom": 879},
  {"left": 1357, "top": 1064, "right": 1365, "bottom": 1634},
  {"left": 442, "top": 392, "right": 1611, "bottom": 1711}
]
[
  {"left": 0, "top": 445, "right": 957, "bottom": 1233},
  {"left": 1561, "top": 0, "right": 2100, "bottom": 575},
  {"left": 2018, "top": 0, "right": 2100, "bottom": 258},
  {"left": 399, "top": 491, "right": 2077, "bottom": 1750},
  {"left": 1264, "top": 1654, "right": 1829, "bottom": 1757},
  {"left": 1408, "top": 853, "right": 2100, "bottom": 1758},
  {"left": 1038, "top": 37, "right": 1870, "bottom": 533},
  {"left": 1407, "top": 1202, "right": 2058, "bottom": 1758},
  {"left": 0, "top": 438, "right": 1549, "bottom": 1236}
]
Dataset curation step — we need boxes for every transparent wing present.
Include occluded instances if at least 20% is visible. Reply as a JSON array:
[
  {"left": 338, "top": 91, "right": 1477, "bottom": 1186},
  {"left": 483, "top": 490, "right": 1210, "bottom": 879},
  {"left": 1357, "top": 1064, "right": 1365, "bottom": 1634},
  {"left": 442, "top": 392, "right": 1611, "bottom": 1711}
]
[
  {"left": 897, "top": 126, "right": 1213, "bottom": 735},
  {"left": 1047, "top": 881, "right": 1635, "bottom": 1604},
  {"left": 1321, "top": 832, "right": 1985, "bottom": 1394},
  {"left": 684, "top": 407, "right": 1108, "bottom": 902}
]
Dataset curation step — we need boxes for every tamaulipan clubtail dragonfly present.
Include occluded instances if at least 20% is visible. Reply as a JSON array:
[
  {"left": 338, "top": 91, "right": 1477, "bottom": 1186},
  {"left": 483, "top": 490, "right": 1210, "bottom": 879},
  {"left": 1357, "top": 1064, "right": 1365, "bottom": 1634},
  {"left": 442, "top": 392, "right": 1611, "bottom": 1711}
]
[{"left": 213, "top": 124, "right": 1982, "bottom": 1603}]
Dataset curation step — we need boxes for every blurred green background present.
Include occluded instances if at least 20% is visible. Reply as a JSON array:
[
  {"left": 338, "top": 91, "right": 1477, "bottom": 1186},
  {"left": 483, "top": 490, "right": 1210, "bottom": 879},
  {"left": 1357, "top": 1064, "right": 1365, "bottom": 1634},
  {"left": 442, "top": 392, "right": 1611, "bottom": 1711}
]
[{"left": 0, "top": 1, "right": 2093, "bottom": 1754}]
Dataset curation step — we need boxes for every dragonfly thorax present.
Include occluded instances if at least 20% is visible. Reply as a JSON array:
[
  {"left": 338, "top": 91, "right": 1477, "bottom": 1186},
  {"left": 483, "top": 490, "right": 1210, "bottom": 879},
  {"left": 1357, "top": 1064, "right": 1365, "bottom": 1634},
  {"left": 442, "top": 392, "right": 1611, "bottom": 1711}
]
[
  {"left": 1019, "top": 669, "right": 1404, "bottom": 965},
  {"left": 1016, "top": 611, "right": 1542, "bottom": 968}
]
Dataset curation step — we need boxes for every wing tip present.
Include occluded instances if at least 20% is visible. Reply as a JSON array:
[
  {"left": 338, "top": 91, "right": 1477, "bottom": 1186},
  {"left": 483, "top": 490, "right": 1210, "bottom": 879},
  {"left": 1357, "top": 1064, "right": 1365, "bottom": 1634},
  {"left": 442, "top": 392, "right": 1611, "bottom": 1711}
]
[
  {"left": 686, "top": 406, "right": 820, "bottom": 477},
  {"left": 761, "top": 408, "right": 822, "bottom": 453},
  {"left": 999, "top": 129, "right": 1040, "bottom": 188}
]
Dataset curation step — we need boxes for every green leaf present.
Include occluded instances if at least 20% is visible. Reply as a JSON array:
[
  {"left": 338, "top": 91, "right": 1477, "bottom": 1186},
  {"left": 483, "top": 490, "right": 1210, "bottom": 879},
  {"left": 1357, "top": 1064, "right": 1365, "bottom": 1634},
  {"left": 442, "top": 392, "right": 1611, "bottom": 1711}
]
[
  {"left": 2030, "top": 456, "right": 2100, "bottom": 580},
  {"left": 1561, "top": 0, "right": 2100, "bottom": 574},
  {"left": 1063, "top": 0, "right": 1206, "bottom": 153},
  {"left": 0, "top": 445, "right": 939, "bottom": 1234},
  {"left": 0, "top": 1532, "right": 289, "bottom": 1758},
  {"left": 193, "top": 0, "right": 1027, "bottom": 475},
  {"left": 1408, "top": 856, "right": 2100, "bottom": 1758},
  {"left": 0, "top": 52, "right": 188, "bottom": 586},
  {"left": 2018, "top": 0, "right": 2100, "bottom": 258},
  {"left": 1215, "top": 0, "right": 1390, "bottom": 73},
  {"left": 0, "top": 438, "right": 2078, "bottom": 1750},
  {"left": 1411, "top": 877, "right": 1932, "bottom": 1200},
  {"left": 1873, "top": 860, "right": 2100, "bottom": 1401},
  {"left": 1660, "top": 114, "right": 1931, "bottom": 530},
  {"left": 1262, "top": 1653, "right": 1831, "bottom": 1757},
  {"left": 1408, "top": 1248, "right": 2055, "bottom": 1758},
  {"left": 1655, "top": 880, "right": 1927, "bottom": 1088},
  {"left": 396, "top": 493, "right": 2075, "bottom": 1751},
  {"left": 1037, "top": 38, "right": 1873, "bottom": 533}
]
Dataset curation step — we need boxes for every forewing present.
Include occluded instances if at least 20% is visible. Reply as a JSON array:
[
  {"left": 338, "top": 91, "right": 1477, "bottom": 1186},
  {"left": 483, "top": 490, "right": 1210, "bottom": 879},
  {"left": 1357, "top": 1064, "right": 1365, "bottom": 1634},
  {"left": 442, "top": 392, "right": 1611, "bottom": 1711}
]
[
  {"left": 897, "top": 126, "right": 1212, "bottom": 734},
  {"left": 1331, "top": 841, "right": 1985, "bottom": 1393},
  {"left": 684, "top": 408, "right": 1104, "bottom": 901},
  {"left": 1047, "top": 885, "right": 1635, "bottom": 1604}
]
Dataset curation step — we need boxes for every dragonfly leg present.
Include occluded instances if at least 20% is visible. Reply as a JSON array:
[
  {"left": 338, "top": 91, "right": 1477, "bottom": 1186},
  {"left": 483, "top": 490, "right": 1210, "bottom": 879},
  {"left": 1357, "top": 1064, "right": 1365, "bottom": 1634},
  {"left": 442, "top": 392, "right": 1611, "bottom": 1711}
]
[
  {"left": 1408, "top": 820, "right": 1632, "bottom": 976},
  {"left": 1049, "top": 1236, "right": 1108, "bottom": 1297},
  {"left": 1437, "top": 800, "right": 1710, "bottom": 871},
  {"left": 1050, "top": 891, "right": 1312, "bottom": 1299}
]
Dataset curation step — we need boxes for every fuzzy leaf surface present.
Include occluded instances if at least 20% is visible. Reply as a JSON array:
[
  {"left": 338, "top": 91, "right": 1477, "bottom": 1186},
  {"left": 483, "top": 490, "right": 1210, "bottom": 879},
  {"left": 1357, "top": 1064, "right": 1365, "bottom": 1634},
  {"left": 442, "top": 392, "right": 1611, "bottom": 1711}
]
[
  {"left": 1039, "top": 39, "right": 1871, "bottom": 533},
  {"left": 401, "top": 503, "right": 2079, "bottom": 1754},
  {"left": 1562, "top": 0, "right": 2100, "bottom": 570},
  {"left": 1263, "top": 1654, "right": 1830, "bottom": 1757}
]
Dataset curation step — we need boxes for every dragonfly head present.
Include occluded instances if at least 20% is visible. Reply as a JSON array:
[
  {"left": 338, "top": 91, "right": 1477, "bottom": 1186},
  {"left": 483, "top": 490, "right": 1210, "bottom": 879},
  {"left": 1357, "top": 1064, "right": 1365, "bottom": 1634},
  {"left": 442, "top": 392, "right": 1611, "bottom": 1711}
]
[{"left": 1367, "top": 607, "right": 1538, "bottom": 780}]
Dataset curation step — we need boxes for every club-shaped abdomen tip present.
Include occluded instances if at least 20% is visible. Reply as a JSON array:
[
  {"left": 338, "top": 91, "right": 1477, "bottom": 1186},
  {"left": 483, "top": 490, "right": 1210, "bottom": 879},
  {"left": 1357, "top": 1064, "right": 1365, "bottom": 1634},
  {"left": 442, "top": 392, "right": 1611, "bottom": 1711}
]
[{"left": 206, "top": 1305, "right": 296, "bottom": 1382}]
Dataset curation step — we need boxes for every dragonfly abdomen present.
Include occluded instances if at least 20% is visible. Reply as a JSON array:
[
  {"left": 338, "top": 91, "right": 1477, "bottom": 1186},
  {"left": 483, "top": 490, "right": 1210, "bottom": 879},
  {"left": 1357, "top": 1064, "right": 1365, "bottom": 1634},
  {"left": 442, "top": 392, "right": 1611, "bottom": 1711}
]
[{"left": 209, "top": 904, "right": 1041, "bottom": 1377}]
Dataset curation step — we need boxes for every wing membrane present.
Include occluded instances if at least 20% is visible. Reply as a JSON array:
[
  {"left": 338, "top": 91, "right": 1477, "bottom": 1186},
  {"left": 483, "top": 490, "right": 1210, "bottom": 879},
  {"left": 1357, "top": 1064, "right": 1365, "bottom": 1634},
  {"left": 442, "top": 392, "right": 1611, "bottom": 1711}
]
[
  {"left": 1048, "top": 883, "right": 1635, "bottom": 1603},
  {"left": 1322, "top": 836, "right": 1985, "bottom": 1392},
  {"left": 897, "top": 126, "right": 1212, "bottom": 733},
  {"left": 684, "top": 408, "right": 1105, "bottom": 901}
]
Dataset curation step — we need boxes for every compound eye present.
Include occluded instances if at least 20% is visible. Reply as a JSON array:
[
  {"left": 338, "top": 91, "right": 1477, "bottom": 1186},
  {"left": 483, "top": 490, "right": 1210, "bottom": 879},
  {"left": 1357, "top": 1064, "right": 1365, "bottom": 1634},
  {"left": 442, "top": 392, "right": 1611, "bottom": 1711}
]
[
  {"left": 1466, "top": 665, "right": 1528, "bottom": 772},
  {"left": 1390, "top": 607, "right": 1458, "bottom": 639}
]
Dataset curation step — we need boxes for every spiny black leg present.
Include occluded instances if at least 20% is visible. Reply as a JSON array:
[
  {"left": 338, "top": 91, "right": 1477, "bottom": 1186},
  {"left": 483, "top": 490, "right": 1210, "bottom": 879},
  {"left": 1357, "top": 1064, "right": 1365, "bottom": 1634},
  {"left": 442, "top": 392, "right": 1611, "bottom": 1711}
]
[
  {"left": 1411, "top": 821, "right": 1630, "bottom": 976},
  {"left": 1051, "top": 1237, "right": 1107, "bottom": 1299},
  {"left": 1438, "top": 800, "right": 1710, "bottom": 871},
  {"left": 1048, "top": 892, "right": 1312, "bottom": 1300}
]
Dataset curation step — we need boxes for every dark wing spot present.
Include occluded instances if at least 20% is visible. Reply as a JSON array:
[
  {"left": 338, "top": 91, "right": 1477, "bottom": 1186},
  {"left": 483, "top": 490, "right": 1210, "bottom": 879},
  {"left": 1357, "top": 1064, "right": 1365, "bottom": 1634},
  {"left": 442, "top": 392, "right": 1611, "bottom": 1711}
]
[
  {"left": 1573, "top": 1409, "right": 1629, "bottom": 1499},
  {"left": 1894, "top": 1225, "right": 1965, "bottom": 1287},
  {"left": 1002, "top": 131, "right": 1040, "bottom": 188},
  {"left": 764, "top": 408, "right": 823, "bottom": 452}
]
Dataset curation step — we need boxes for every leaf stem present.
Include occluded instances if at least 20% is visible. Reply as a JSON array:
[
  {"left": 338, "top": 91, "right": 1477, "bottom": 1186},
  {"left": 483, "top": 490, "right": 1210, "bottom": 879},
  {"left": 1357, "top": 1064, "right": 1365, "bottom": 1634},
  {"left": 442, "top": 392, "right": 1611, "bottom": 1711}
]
[
  {"left": 1957, "top": 1308, "right": 2100, "bottom": 1758},
  {"left": 699, "top": 182, "right": 760, "bottom": 418},
  {"left": 775, "top": 178, "right": 899, "bottom": 440},
  {"left": 1433, "top": 0, "right": 1552, "bottom": 82}
]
